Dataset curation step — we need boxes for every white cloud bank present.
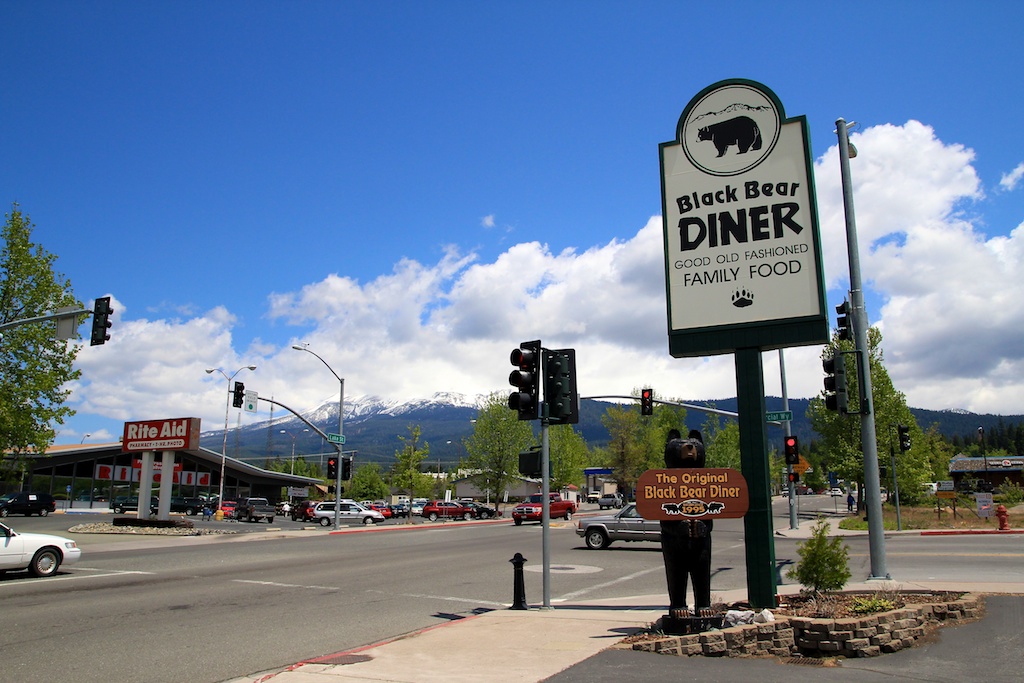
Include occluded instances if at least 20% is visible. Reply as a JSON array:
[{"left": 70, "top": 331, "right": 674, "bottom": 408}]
[{"left": 66, "top": 121, "right": 1024, "bottom": 441}]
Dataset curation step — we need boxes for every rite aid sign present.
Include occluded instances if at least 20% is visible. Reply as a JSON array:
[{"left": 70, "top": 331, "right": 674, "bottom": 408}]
[
  {"left": 659, "top": 79, "right": 829, "bottom": 357},
  {"left": 122, "top": 417, "right": 201, "bottom": 452}
]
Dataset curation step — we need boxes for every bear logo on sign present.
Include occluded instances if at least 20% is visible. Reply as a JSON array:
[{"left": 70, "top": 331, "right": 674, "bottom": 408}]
[{"left": 696, "top": 115, "right": 763, "bottom": 157}]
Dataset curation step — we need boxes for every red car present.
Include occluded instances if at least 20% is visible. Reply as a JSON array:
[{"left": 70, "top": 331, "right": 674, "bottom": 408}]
[
  {"left": 368, "top": 503, "right": 393, "bottom": 518},
  {"left": 218, "top": 500, "right": 237, "bottom": 517},
  {"left": 421, "top": 500, "right": 474, "bottom": 522}
]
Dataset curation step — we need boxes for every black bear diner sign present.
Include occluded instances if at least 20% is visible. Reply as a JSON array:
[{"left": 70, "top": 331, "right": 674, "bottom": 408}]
[
  {"left": 659, "top": 79, "right": 829, "bottom": 357},
  {"left": 636, "top": 468, "right": 749, "bottom": 521}
]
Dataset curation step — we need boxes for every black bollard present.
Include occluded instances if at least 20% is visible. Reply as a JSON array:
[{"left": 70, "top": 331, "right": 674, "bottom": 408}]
[{"left": 509, "top": 552, "right": 528, "bottom": 610}]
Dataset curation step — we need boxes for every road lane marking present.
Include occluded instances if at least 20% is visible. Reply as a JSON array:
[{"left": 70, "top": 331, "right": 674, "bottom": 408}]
[
  {"left": 366, "top": 589, "right": 506, "bottom": 607},
  {"left": 233, "top": 579, "right": 340, "bottom": 591},
  {"left": 553, "top": 566, "right": 663, "bottom": 602}
]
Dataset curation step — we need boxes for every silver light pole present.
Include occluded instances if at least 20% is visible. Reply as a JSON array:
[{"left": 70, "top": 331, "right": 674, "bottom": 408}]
[
  {"left": 293, "top": 345, "right": 344, "bottom": 527},
  {"left": 836, "top": 118, "right": 888, "bottom": 579},
  {"left": 206, "top": 365, "right": 257, "bottom": 514}
]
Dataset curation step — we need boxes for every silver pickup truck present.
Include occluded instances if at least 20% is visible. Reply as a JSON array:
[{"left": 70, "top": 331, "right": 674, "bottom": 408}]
[{"left": 575, "top": 503, "right": 660, "bottom": 549}]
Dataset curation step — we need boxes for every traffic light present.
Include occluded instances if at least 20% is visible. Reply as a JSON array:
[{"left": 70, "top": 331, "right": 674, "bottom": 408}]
[
  {"left": 640, "top": 388, "right": 654, "bottom": 416},
  {"left": 544, "top": 348, "right": 579, "bottom": 425},
  {"left": 518, "top": 446, "right": 542, "bottom": 477},
  {"left": 327, "top": 457, "right": 338, "bottom": 479},
  {"left": 784, "top": 435, "right": 799, "bottom": 465},
  {"left": 341, "top": 455, "right": 353, "bottom": 480},
  {"left": 898, "top": 424, "right": 911, "bottom": 452},
  {"left": 232, "top": 381, "right": 246, "bottom": 408},
  {"left": 788, "top": 471, "right": 800, "bottom": 483},
  {"left": 508, "top": 340, "right": 541, "bottom": 420},
  {"left": 823, "top": 353, "right": 848, "bottom": 413},
  {"left": 836, "top": 300, "right": 853, "bottom": 341},
  {"left": 90, "top": 296, "right": 113, "bottom": 346}
]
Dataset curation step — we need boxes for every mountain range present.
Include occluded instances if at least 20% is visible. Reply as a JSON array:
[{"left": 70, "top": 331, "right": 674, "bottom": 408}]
[{"left": 199, "top": 393, "right": 1023, "bottom": 470}]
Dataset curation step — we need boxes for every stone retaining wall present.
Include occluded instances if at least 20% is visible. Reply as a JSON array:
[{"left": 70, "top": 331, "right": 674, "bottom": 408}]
[{"left": 627, "top": 595, "right": 980, "bottom": 659}]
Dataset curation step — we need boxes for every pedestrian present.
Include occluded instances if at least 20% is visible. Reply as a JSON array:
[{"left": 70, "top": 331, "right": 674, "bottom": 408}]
[{"left": 846, "top": 492, "right": 855, "bottom": 513}]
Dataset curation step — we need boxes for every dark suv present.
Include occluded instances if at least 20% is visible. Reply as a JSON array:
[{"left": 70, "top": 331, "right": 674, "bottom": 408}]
[{"left": 0, "top": 492, "right": 57, "bottom": 517}]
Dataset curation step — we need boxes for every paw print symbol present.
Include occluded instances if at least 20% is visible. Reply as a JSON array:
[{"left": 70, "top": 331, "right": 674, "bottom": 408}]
[{"left": 731, "top": 288, "right": 754, "bottom": 308}]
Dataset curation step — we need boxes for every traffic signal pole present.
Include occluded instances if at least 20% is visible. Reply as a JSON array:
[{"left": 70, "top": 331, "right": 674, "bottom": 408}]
[
  {"left": 837, "top": 118, "right": 888, "bottom": 579},
  {"left": 541, "top": 404, "right": 552, "bottom": 610}
]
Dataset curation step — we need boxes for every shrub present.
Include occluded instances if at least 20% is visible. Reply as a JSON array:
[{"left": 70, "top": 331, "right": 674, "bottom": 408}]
[
  {"left": 850, "top": 595, "right": 896, "bottom": 614},
  {"left": 786, "top": 517, "right": 851, "bottom": 594}
]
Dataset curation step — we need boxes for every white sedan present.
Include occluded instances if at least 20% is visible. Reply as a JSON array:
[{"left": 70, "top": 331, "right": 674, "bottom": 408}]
[{"left": 0, "top": 521, "right": 82, "bottom": 577}]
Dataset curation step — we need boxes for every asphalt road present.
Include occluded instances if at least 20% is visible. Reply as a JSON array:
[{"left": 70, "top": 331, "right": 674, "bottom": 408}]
[{"left": 2, "top": 499, "right": 1022, "bottom": 682}]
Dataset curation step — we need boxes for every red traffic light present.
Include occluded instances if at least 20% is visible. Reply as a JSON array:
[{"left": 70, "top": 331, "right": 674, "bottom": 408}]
[
  {"left": 640, "top": 388, "right": 653, "bottom": 416},
  {"left": 784, "top": 435, "right": 799, "bottom": 465}
]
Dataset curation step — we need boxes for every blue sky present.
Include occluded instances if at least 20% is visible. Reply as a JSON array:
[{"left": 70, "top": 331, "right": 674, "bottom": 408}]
[{"left": 3, "top": 2, "right": 1022, "bottom": 445}]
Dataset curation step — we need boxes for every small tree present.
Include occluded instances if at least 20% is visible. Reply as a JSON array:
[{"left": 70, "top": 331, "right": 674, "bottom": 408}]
[{"left": 787, "top": 517, "right": 851, "bottom": 594}]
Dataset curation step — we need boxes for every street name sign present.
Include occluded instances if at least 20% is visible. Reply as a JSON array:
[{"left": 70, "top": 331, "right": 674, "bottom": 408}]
[
  {"left": 766, "top": 410, "right": 792, "bottom": 422},
  {"left": 327, "top": 433, "right": 346, "bottom": 445}
]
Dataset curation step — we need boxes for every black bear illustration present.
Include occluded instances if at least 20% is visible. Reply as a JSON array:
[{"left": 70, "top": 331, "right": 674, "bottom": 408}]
[{"left": 696, "top": 116, "right": 763, "bottom": 157}]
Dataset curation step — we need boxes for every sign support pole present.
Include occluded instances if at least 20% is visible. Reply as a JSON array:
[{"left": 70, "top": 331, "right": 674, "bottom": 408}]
[{"left": 735, "top": 348, "right": 777, "bottom": 608}]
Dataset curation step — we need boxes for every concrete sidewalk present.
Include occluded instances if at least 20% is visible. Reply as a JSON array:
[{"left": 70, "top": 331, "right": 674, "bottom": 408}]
[
  {"left": 225, "top": 578, "right": 1024, "bottom": 683},
  {"left": 222, "top": 514, "right": 1024, "bottom": 683}
]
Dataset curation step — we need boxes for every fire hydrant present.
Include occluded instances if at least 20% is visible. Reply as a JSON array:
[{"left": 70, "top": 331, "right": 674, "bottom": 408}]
[{"left": 995, "top": 504, "right": 1010, "bottom": 531}]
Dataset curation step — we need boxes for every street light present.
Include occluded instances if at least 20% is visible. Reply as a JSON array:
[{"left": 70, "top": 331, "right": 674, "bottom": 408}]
[
  {"left": 206, "top": 365, "right": 257, "bottom": 511},
  {"left": 292, "top": 344, "right": 344, "bottom": 527},
  {"left": 280, "top": 429, "right": 310, "bottom": 475}
]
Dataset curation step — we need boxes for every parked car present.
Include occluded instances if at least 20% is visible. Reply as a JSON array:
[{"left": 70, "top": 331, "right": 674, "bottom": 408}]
[
  {"left": 410, "top": 499, "right": 428, "bottom": 516},
  {"left": 291, "top": 500, "right": 317, "bottom": 521},
  {"left": 462, "top": 501, "right": 499, "bottom": 519},
  {"left": 218, "top": 500, "right": 238, "bottom": 517},
  {"left": 367, "top": 503, "right": 392, "bottom": 518},
  {"left": 169, "top": 497, "right": 207, "bottom": 515},
  {"left": 597, "top": 492, "right": 624, "bottom": 510},
  {"left": 0, "top": 521, "right": 82, "bottom": 577},
  {"left": 575, "top": 503, "right": 660, "bottom": 550},
  {"left": 111, "top": 496, "right": 158, "bottom": 514},
  {"left": 311, "top": 500, "right": 384, "bottom": 526},
  {"left": 829, "top": 488, "right": 844, "bottom": 497},
  {"left": 421, "top": 500, "right": 474, "bottom": 522},
  {"left": 0, "top": 492, "right": 57, "bottom": 517},
  {"left": 389, "top": 502, "right": 410, "bottom": 518}
]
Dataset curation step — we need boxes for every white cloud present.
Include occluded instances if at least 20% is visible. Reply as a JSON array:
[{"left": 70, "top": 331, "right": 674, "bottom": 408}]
[
  {"left": 1000, "top": 162, "right": 1024, "bottom": 191},
  {"left": 63, "top": 121, "right": 1024, "bottom": 441},
  {"left": 481, "top": 214, "right": 496, "bottom": 228}
]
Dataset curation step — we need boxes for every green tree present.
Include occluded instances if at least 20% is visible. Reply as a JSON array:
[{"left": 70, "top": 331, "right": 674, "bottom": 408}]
[
  {"left": 548, "top": 423, "right": 588, "bottom": 491},
  {"left": 349, "top": 462, "right": 391, "bottom": 501},
  {"left": 1, "top": 205, "right": 83, "bottom": 468},
  {"left": 391, "top": 425, "right": 432, "bottom": 514},
  {"left": 462, "top": 392, "right": 534, "bottom": 509},
  {"left": 809, "top": 328, "right": 931, "bottom": 502},
  {"left": 700, "top": 411, "right": 741, "bottom": 470},
  {"left": 597, "top": 404, "right": 646, "bottom": 496}
]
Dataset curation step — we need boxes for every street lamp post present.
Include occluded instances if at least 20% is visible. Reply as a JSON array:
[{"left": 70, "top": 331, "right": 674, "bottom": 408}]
[
  {"left": 292, "top": 344, "right": 344, "bottom": 527},
  {"left": 280, "top": 429, "right": 310, "bottom": 474},
  {"left": 206, "top": 365, "right": 257, "bottom": 512}
]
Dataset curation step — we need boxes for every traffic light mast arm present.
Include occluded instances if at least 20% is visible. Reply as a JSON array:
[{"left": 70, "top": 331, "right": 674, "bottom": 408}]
[
  {"left": 0, "top": 308, "right": 90, "bottom": 333},
  {"left": 255, "top": 395, "right": 342, "bottom": 454}
]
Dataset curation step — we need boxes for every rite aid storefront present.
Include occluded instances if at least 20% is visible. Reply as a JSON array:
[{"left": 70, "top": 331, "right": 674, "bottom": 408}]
[{"left": 9, "top": 417, "right": 318, "bottom": 512}]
